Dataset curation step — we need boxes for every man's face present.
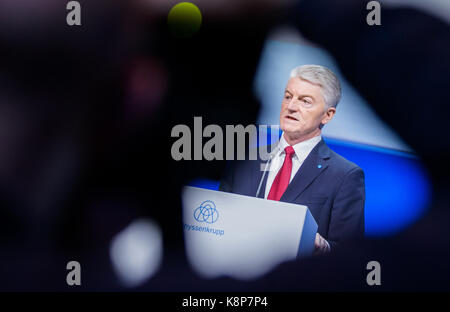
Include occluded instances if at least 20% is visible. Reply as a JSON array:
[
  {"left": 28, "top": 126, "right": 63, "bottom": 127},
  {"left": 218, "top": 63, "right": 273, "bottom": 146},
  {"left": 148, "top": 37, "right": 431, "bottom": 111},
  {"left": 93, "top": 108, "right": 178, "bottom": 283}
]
[{"left": 280, "top": 77, "right": 335, "bottom": 142}]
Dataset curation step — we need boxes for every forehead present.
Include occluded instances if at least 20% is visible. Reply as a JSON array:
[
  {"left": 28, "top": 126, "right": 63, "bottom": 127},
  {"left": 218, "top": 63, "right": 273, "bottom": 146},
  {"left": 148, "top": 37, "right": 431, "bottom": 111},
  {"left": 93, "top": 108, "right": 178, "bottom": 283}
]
[{"left": 285, "top": 77, "right": 323, "bottom": 97}]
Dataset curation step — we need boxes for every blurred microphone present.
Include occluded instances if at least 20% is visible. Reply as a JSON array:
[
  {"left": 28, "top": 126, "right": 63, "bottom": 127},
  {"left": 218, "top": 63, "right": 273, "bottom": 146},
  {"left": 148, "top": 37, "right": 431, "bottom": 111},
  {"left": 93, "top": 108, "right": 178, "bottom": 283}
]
[{"left": 255, "top": 144, "right": 280, "bottom": 198}]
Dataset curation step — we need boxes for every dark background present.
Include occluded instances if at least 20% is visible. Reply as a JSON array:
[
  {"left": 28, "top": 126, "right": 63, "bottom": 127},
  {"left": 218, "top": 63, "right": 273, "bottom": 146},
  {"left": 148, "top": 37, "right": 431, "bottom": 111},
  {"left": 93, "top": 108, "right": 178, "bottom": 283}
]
[{"left": 0, "top": 0, "right": 449, "bottom": 291}]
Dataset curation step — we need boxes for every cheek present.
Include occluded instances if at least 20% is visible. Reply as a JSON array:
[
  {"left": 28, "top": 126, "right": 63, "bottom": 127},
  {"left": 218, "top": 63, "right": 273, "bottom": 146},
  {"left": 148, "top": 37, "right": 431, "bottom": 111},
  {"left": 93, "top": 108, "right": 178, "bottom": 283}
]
[
  {"left": 302, "top": 110, "right": 321, "bottom": 126},
  {"left": 313, "top": 112, "right": 326, "bottom": 125}
]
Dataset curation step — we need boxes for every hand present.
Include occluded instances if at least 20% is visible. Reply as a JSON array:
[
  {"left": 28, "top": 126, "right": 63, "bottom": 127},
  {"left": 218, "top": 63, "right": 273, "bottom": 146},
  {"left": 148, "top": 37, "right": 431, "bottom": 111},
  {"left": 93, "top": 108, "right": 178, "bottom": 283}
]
[{"left": 314, "top": 233, "right": 331, "bottom": 255}]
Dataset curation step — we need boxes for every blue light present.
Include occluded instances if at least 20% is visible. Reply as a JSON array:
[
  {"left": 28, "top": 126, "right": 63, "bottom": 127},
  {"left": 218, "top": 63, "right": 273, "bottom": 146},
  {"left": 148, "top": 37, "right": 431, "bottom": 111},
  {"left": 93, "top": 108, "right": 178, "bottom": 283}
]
[
  {"left": 189, "top": 179, "right": 220, "bottom": 191},
  {"left": 326, "top": 138, "right": 431, "bottom": 237}
]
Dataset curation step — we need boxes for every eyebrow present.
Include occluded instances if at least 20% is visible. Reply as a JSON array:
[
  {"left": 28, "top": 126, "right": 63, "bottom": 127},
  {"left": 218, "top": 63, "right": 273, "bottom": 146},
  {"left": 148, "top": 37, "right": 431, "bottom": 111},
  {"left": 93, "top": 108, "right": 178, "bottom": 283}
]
[
  {"left": 284, "top": 89, "right": 293, "bottom": 96},
  {"left": 284, "top": 89, "right": 316, "bottom": 101},
  {"left": 300, "top": 95, "right": 315, "bottom": 101}
]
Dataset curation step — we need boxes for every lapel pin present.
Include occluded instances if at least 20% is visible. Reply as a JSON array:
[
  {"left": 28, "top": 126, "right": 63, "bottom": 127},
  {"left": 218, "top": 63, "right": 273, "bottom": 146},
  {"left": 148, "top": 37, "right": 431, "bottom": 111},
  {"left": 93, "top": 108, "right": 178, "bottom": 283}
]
[{"left": 317, "top": 164, "right": 322, "bottom": 169}]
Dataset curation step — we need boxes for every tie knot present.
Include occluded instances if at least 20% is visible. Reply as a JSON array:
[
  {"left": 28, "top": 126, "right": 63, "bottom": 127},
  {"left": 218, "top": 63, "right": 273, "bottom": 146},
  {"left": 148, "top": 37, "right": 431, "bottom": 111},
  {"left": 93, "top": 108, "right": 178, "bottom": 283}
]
[{"left": 284, "top": 146, "right": 295, "bottom": 157}]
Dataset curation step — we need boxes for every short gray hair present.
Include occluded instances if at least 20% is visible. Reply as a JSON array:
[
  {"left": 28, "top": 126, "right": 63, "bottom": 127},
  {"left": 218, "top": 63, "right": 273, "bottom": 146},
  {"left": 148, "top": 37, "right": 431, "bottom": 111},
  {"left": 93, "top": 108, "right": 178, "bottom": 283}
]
[{"left": 290, "top": 65, "right": 341, "bottom": 109}]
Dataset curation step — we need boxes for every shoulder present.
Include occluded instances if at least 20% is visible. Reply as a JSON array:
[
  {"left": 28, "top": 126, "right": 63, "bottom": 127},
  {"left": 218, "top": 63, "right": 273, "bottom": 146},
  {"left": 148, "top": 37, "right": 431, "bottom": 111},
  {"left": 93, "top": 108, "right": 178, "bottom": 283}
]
[
  {"left": 325, "top": 145, "right": 363, "bottom": 176},
  {"left": 321, "top": 145, "right": 365, "bottom": 194}
]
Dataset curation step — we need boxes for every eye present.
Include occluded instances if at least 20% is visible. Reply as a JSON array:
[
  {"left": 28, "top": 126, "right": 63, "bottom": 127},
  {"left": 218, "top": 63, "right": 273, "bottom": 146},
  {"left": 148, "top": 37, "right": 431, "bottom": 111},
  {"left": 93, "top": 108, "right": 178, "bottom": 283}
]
[{"left": 302, "top": 99, "right": 312, "bottom": 107}]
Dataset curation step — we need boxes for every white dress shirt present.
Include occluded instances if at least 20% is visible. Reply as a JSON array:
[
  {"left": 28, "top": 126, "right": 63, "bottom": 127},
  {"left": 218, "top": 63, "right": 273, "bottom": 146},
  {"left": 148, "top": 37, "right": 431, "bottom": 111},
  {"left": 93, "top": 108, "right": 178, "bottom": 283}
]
[{"left": 264, "top": 134, "right": 322, "bottom": 199}]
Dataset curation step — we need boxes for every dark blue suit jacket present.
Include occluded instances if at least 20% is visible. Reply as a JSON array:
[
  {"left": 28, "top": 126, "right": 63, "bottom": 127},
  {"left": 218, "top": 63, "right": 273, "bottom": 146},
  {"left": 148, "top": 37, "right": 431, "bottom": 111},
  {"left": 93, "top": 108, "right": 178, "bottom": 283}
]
[{"left": 219, "top": 139, "right": 365, "bottom": 250}]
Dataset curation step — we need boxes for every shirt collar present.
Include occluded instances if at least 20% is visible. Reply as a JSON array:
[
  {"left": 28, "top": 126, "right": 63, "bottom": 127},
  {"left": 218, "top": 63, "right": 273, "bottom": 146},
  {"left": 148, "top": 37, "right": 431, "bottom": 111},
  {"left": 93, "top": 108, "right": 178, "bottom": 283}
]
[{"left": 277, "top": 133, "right": 322, "bottom": 161}]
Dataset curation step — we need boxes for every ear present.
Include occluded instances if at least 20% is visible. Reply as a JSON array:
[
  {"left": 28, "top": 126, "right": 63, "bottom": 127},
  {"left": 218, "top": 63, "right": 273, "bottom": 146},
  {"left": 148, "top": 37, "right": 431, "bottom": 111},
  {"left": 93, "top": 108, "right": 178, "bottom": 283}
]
[{"left": 321, "top": 107, "right": 336, "bottom": 125}]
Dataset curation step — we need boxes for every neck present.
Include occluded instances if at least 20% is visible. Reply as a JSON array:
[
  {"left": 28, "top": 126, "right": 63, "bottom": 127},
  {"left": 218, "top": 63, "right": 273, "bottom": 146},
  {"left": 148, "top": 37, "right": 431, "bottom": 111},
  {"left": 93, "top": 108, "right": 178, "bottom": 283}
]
[{"left": 283, "top": 129, "right": 321, "bottom": 146}]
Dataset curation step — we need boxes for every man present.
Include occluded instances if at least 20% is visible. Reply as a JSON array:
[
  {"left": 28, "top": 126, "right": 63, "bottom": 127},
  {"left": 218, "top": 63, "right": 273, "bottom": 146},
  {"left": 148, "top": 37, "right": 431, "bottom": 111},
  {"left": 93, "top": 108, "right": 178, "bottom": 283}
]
[{"left": 219, "top": 65, "right": 365, "bottom": 254}]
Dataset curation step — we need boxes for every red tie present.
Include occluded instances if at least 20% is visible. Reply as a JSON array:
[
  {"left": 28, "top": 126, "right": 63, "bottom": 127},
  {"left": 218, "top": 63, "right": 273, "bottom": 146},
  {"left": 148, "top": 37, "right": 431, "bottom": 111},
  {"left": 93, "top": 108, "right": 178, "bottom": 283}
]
[{"left": 267, "top": 146, "right": 295, "bottom": 201}]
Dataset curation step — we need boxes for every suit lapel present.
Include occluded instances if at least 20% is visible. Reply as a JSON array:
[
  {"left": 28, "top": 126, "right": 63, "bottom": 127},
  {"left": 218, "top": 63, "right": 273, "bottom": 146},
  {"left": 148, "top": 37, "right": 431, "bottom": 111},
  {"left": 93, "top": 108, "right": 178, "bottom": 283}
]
[{"left": 280, "top": 139, "right": 331, "bottom": 202}]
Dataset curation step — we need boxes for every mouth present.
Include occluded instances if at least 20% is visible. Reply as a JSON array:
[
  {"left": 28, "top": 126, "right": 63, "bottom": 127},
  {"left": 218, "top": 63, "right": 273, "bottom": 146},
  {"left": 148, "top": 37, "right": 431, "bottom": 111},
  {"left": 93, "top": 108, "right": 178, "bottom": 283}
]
[{"left": 285, "top": 115, "right": 299, "bottom": 122}]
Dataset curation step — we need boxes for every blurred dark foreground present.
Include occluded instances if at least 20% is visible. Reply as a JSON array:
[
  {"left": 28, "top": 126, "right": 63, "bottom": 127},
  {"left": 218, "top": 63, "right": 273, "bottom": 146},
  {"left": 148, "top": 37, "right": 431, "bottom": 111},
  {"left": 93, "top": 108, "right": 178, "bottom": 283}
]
[{"left": 0, "top": 0, "right": 449, "bottom": 291}]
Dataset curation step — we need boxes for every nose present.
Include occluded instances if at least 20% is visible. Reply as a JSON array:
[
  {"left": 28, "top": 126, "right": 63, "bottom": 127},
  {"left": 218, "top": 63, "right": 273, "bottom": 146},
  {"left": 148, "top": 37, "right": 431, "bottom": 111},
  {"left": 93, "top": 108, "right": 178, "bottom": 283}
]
[{"left": 286, "top": 97, "right": 297, "bottom": 111}]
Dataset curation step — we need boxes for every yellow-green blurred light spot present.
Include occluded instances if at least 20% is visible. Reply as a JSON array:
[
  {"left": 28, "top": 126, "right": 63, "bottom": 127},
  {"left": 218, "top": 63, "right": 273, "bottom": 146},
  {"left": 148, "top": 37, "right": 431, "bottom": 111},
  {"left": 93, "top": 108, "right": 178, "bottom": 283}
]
[{"left": 168, "top": 2, "right": 202, "bottom": 38}]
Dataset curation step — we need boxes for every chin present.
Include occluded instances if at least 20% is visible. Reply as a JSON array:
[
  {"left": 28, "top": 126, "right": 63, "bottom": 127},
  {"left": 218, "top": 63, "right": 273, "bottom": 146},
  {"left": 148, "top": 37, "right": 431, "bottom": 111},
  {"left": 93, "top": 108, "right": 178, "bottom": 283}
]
[
  {"left": 283, "top": 129, "right": 303, "bottom": 140},
  {"left": 282, "top": 123, "right": 302, "bottom": 134}
]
